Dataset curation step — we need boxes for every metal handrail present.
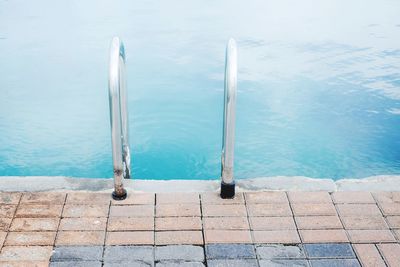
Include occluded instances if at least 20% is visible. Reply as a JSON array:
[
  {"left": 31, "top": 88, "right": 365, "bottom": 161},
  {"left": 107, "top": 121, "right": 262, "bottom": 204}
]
[
  {"left": 108, "top": 37, "right": 130, "bottom": 200},
  {"left": 220, "top": 38, "right": 238, "bottom": 199}
]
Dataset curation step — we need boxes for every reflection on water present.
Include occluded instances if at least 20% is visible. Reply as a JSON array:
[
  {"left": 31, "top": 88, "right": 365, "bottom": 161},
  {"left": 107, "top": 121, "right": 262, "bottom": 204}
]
[{"left": 0, "top": 0, "right": 399, "bottom": 179}]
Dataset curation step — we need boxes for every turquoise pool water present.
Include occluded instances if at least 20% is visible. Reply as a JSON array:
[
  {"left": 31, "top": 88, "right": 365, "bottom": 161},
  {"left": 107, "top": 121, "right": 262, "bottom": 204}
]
[{"left": 1, "top": 1, "right": 400, "bottom": 180}]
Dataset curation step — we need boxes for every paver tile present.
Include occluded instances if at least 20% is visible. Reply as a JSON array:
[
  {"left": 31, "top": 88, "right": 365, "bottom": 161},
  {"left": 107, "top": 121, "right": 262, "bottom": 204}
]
[
  {"left": 51, "top": 246, "right": 103, "bottom": 261},
  {"left": 204, "top": 230, "right": 252, "bottom": 244},
  {"left": 299, "top": 230, "right": 348, "bottom": 243},
  {"left": 108, "top": 217, "right": 154, "bottom": 231},
  {"left": 103, "top": 245, "right": 153, "bottom": 263},
  {"left": 347, "top": 229, "right": 396, "bottom": 243},
  {"left": 332, "top": 192, "right": 375, "bottom": 204},
  {"left": 341, "top": 216, "right": 388, "bottom": 230},
  {"left": 259, "top": 259, "right": 309, "bottom": 266},
  {"left": 156, "top": 231, "right": 203, "bottom": 245},
  {"left": 336, "top": 204, "right": 382, "bottom": 217},
  {"left": 291, "top": 203, "right": 336, "bottom": 216},
  {"left": 111, "top": 193, "right": 155, "bottom": 205},
  {"left": 0, "top": 218, "right": 12, "bottom": 231},
  {"left": 245, "top": 192, "right": 288, "bottom": 204},
  {"left": 110, "top": 205, "right": 154, "bottom": 217},
  {"left": 249, "top": 217, "right": 295, "bottom": 230},
  {"left": 203, "top": 217, "right": 249, "bottom": 230},
  {"left": 353, "top": 244, "right": 386, "bottom": 267},
  {"left": 50, "top": 261, "right": 102, "bottom": 267},
  {"left": 393, "top": 229, "right": 400, "bottom": 241},
  {"left": 55, "top": 231, "right": 105, "bottom": 246},
  {"left": 207, "top": 259, "right": 258, "bottom": 267},
  {"left": 373, "top": 192, "right": 400, "bottom": 203},
  {"left": 21, "top": 192, "right": 66, "bottom": 205},
  {"left": 5, "top": 231, "right": 56, "bottom": 246},
  {"left": 295, "top": 216, "right": 342, "bottom": 230},
  {"left": 156, "top": 204, "right": 200, "bottom": 217},
  {"left": 0, "top": 193, "right": 21, "bottom": 205},
  {"left": 0, "top": 246, "right": 53, "bottom": 261},
  {"left": 10, "top": 218, "right": 59, "bottom": 232},
  {"left": 6, "top": 262, "right": 49, "bottom": 267},
  {"left": 156, "top": 216, "right": 201, "bottom": 231},
  {"left": 386, "top": 216, "right": 400, "bottom": 229},
  {"left": 157, "top": 193, "right": 200, "bottom": 204},
  {"left": 309, "top": 259, "right": 360, "bottom": 267},
  {"left": 0, "top": 205, "right": 17, "bottom": 218},
  {"left": 379, "top": 203, "right": 400, "bottom": 215},
  {"left": 156, "top": 245, "right": 204, "bottom": 261},
  {"left": 247, "top": 204, "right": 292, "bottom": 217},
  {"left": 288, "top": 192, "right": 332, "bottom": 203},
  {"left": 206, "top": 244, "right": 255, "bottom": 259},
  {"left": 0, "top": 232, "right": 6, "bottom": 247},
  {"left": 59, "top": 217, "right": 107, "bottom": 231},
  {"left": 256, "top": 245, "right": 305, "bottom": 259},
  {"left": 377, "top": 243, "right": 400, "bottom": 267},
  {"left": 304, "top": 243, "right": 355, "bottom": 258},
  {"left": 156, "top": 262, "right": 205, "bottom": 267},
  {"left": 252, "top": 230, "right": 300, "bottom": 244},
  {"left": 16, "top": 204, "right": 62, "bottom": 218},
  {"left": 63, "top": 205, "right": 109, "bottom": 218},
  {"left": 66, "top": 192, "right": 110, "bottom": 204},
  {"left": 202, "top": 204, "right": 246, "bottom": 217},
  {"left": 105, "top": 231, "right": 154, "bottom": 245},
  {"left": 201, "top": 192, "right": 244, "bottom": 204}
]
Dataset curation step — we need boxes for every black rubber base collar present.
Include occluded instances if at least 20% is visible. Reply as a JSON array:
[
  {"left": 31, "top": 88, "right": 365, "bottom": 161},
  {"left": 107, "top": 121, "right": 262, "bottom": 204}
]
[
  {"left": 220, "top": 182, "right": 235, "bottom": 199},
  {"left": 112, "top": 189, "right": 127, "bottom": 201}
]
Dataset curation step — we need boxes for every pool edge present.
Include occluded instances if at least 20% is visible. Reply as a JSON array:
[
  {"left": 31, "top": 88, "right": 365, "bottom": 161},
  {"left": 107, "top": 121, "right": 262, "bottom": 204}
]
[{"left": 0, "top": 175, "right": 399, "bottom": 192}]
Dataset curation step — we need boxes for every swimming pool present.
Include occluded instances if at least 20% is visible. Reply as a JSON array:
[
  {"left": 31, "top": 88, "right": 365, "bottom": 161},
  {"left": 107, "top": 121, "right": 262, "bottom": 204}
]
[{"left": 0, "top": 1, "right": 399, "bottom": 180}]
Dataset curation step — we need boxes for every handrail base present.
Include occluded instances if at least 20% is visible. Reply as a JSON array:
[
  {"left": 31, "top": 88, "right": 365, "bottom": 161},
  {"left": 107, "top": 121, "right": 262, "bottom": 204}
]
[
  {"left": 112, "top": 189, "right": 127, "bottom": 201},
  {"left": 220, "top": 181, "right": 235, "bottom": 199}
]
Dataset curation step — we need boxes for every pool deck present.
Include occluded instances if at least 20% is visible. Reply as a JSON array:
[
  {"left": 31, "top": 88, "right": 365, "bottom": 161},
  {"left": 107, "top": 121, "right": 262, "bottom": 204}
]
[{"left": 0, "top": 189, "right": 399, "bottom": 266}]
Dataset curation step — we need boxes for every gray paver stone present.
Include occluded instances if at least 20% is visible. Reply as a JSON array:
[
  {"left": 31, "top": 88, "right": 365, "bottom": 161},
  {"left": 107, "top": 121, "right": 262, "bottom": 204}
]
[
  {"left": 304, "top": 244, "right": 355, "bottom": 259},
  {"left": 51, "top": 246, "right": 103, "bottom": 261},
  {"left": 207, "top": 259, "right": 258, "bottom": 267},
  {"left": 104, "top": 261, "right": 152, "bottom": 267},
  {"left": 155, "top": 245, "right": 204, "bottom": 261},
  {"left": 309, "top": 259, "right": 361, "bottom": 267},
  {"left": 104, "top": 246, "right": 154, "bottom": 264},
  {"left": 259, "top": 259, "right": 310, "bottom": 267},
  {"left": 206, "top": 244, "right": 256, "bottom": 259},
  {"left": 50, "top": 262, "right": 102, "bottom": 267},
  {"left": 257, "top": 245, "right": 306, "bottom": 259},
  {"left": 156, "top": 262, "right": 205, "bottom": 267}
]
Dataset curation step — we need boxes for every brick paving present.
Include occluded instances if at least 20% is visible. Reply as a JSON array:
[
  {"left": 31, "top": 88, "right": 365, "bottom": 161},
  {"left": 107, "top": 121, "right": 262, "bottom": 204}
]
[{"left": 0, "top": 191, "right": 398, "bottom": 265}]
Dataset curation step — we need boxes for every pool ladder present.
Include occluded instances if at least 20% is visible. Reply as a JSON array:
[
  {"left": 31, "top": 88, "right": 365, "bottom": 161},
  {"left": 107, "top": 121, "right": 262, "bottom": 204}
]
[{"left": 108, "top": 37, "right": 238, "bottom": 200}]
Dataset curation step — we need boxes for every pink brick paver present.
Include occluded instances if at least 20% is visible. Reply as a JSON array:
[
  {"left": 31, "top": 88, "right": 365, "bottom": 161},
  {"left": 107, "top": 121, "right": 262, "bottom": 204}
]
[
  {"left": 288, "top": 192, "right": 332, "bottom": 203},
  {"left": 299, "top": 229, "right": 349, "bottom": 243},
  {"left": 347, "top": 230, "right": 396, "bottom": 243},
  {"left": 295, "top": 216, "right": 343, "bottom": 230},
  {"left": 249, "top": 217, "right": 296, "bottom": 230},
  {"left": 252, "top": 230, "right": 300, "bottom": 244},
  {"left": 332, "top": 192, "right": 375, "bottom": 204},
  {"left": 377, "top": 243, "right": 400, "bottom": 267},
  {"left": 353, "top": 244, "right": 386, "bottom": 267},
  {"left": 245, "top": 192, "right": 288, "bottom": 203}
]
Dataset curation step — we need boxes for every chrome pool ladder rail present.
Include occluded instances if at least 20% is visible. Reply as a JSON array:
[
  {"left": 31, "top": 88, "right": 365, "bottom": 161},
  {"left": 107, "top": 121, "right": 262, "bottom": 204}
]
[
  {"left": 108, "top": 37, "right": 130, "bottom": 200},
  {"left": 220, "top": 38, "right": 238, "bottom": 199}
]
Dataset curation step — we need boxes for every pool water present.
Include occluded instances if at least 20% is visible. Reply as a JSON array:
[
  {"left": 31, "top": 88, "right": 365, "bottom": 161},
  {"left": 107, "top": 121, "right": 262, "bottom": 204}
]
[{"left": 1, "top": 1, "right": 400, "bottom": 180}]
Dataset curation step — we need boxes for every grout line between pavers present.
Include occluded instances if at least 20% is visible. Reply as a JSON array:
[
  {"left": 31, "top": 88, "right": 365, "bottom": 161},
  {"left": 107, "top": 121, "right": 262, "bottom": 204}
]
[
  {"left": 101, "top": 195, "right": 112, "bottom": 265},
  {"left": 243, "top": 192, "right": 261, "bottom": 267},
  {"left": 330, "top": 192, "right": 350, "bottom": 245},
  {"left": 53, "top": 192, "right": 68, "bottom": 248},
  {"left": 286, "top": 191, "right": 302, "bottom": 245}
]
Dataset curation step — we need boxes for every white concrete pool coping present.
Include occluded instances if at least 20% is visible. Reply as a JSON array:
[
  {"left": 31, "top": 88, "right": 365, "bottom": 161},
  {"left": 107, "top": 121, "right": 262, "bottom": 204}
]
[{"left": 0, "top": 175, "right": 399, "bottom": 192}]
